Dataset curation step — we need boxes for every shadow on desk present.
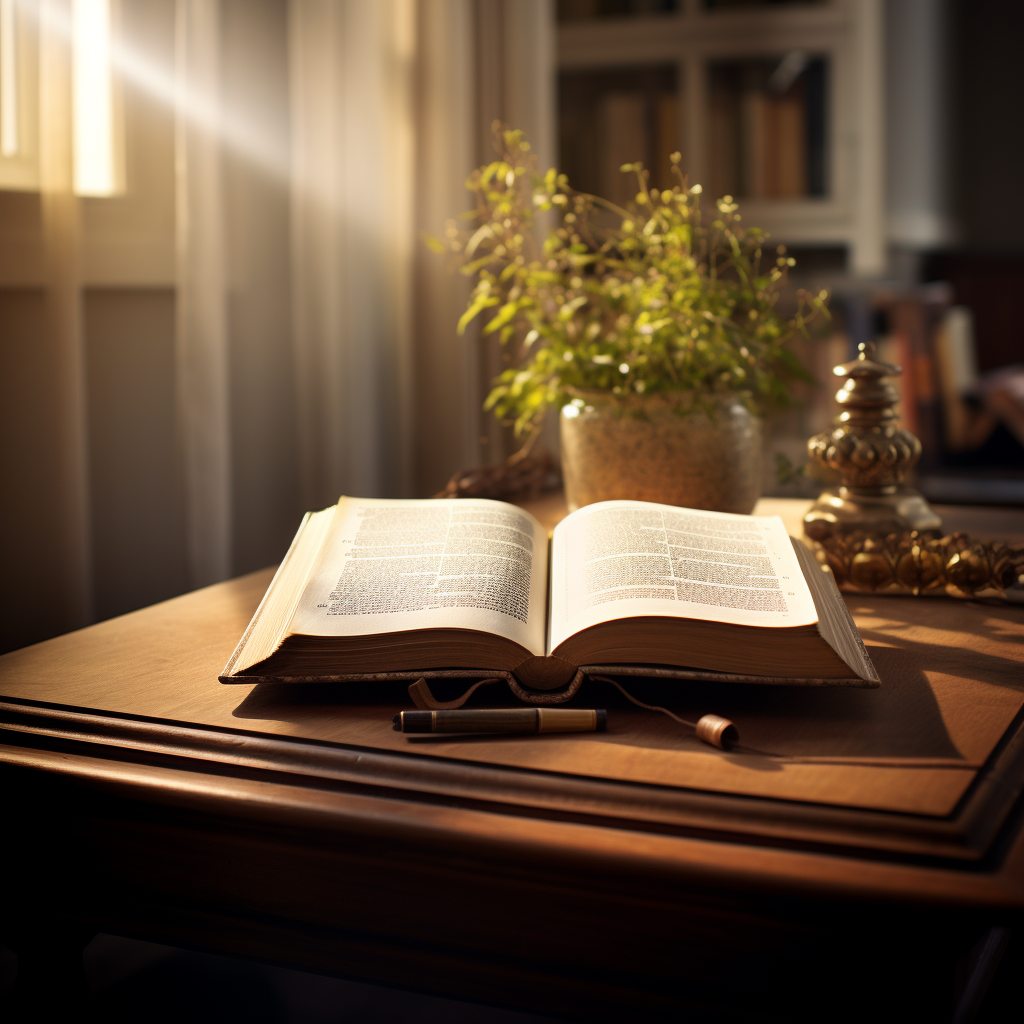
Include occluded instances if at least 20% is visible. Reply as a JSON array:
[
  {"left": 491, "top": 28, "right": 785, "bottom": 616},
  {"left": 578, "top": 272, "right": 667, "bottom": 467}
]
[
  {"left": 230, "top": 651, "right": 967, "bottom": 762},
  {"left": 227, "top": 591, "right": 1024, "bottom": 821}
]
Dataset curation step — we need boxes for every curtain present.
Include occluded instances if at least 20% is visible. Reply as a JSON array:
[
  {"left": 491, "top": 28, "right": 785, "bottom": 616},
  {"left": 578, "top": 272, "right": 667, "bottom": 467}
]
[
  {"left": 172, "top": 0, "right": 557, "bottom": 569},
  {"left": 175, "top": 0, "right": 231, "bottom": 587},
  {"left": 38, "top": 0, "right": 94, "bottom": 629},
  {"left": 4, "top": 0, "right": 555, "bottom": 651},
  {"left": 289, "top": 0, "right": 418, "bottom": 510}
]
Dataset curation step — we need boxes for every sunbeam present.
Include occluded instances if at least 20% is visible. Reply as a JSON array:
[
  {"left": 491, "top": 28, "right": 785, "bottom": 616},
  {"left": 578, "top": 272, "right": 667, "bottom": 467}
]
[
  {"left": 72, "top": 0, "right": 119, "bottom": 194},
  {"left": 31, "top": 0, "right": 291, "bottom": 191}
]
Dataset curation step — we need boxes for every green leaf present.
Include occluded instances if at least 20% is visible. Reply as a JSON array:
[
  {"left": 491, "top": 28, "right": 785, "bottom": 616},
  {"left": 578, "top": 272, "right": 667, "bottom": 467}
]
[
  {"left": 458, "top": 254, "right": 501, "bottom": 276},
  {"left": 464, "top": 224, "right": 494, "bottom": 258},
  {"left": 457, "top": 295, "right": 499, "bottom": 335},
  {"left": 431, "top": 123, "right": 828, "bottom": 425},
  {"left": 483, "top": 301, "right": 519, "bottom": 334}
]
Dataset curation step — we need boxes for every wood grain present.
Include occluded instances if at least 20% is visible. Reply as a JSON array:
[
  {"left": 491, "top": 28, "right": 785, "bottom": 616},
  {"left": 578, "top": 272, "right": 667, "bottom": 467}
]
[
  {"left": 1, "top": 740, "right": 1019, "bottom": 1021},
  {"left": 2, "top": 496, "right": 1024, "bottom": 1021},
  {"left": 1, "top": 549, "right": 1021, "bottom": 819}
]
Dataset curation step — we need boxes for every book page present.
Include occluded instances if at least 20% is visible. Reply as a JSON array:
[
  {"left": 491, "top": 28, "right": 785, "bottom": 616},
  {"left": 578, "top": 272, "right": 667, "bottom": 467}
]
[
  {"left": 223, "top": 507, "right": 337, "bottom": 676},
  {"left": 289, "top": 497, "right": 548, "bottom": 657},
  {"left": 549, "top": 500, "right": 818, "bottom": 653}
]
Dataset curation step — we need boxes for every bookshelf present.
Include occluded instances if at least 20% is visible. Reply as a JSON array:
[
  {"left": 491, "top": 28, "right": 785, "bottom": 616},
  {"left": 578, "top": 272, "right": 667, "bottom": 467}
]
[{"left": 556, "top": 0, "right": 885, "bottom": 275}]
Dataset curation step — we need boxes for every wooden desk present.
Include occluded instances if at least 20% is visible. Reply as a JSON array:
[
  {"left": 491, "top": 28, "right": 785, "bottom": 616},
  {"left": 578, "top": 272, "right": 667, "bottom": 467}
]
[{"left": 2, "top": 498, "right": 1023, "bottom": 1022}]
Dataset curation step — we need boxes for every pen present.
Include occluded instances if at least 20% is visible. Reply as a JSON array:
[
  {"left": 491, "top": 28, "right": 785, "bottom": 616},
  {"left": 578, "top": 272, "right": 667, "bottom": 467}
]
[{"left": 393, "top": 708, "right": 607, "bottom": 734}]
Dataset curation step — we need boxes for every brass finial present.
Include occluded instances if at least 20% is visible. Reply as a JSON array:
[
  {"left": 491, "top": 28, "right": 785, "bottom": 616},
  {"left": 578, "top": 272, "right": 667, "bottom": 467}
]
[{"left": 804, "top": 342, "right": 941, "bottom": 541}]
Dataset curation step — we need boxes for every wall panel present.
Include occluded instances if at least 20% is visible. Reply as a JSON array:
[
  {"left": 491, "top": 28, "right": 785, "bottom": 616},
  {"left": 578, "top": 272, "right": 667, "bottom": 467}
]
[
  {"left": 0, "top": 289, "right": 78, "bottom": 653},
  {"left": 84, "top": 288, "right": 188, "bottom": 622}
]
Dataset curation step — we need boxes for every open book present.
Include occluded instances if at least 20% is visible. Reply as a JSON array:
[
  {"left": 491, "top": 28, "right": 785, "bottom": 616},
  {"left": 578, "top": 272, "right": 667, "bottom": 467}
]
[{"left": 221, "top": 497, "right": 878, "bottom": 694}]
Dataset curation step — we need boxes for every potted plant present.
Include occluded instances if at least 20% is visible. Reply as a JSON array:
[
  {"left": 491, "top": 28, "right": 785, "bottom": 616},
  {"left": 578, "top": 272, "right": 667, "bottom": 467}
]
[{"left": 431, "top": 127, "right": 828, "bottom": 513}]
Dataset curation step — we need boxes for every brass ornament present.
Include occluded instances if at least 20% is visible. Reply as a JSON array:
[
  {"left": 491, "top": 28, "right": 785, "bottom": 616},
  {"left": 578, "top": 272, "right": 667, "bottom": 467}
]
[
  {"left": 815, "top": 530, "right": 1024, "bottom": 602},
  {"left": 804, "top": 341, "right": 941, "bottom": 541}
]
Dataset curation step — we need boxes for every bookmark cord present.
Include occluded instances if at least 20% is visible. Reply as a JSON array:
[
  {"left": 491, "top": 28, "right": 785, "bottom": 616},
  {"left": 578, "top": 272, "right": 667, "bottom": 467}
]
[
  {"left": 591, "top": 675, "right": 982, "bottom": 767},
  {"left": 406, "top": 675, "right": 983, "bottom": 766},
  {"left": 588, "top": 675, "right": 700, "bottom": 730},
  {"left": 408, "top": 676, "right": 502, "bottom": 710},
  {"left": 589, "top": 675, "right": 738, "bottom": 748}
]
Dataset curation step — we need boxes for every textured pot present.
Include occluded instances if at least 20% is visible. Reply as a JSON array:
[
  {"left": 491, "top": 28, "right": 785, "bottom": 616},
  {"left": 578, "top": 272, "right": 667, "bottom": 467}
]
[{"left": 559, "top": 392, "right": 763, "bottom": 514}]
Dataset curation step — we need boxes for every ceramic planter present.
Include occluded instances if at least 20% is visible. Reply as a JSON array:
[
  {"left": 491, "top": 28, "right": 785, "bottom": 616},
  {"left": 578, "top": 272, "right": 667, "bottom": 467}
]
[{"left": 559, "top": 392, "right": 762, "bottom": 514}]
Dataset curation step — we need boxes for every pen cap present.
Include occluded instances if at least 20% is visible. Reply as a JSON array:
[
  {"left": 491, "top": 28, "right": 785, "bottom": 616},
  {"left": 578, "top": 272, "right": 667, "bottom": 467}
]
[{"left": 536, "top": 708, "right": 605, "bottom": 733}]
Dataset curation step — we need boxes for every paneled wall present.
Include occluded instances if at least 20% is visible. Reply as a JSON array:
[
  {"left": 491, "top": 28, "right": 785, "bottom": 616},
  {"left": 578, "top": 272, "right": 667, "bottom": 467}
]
[
  {"left": 84, "top": 289, "right": 188, "bottom": 623},
  {"left": 0, "top": 287, "right": 76, "bottom": 651},
  {"left": 0, "top": 286, "right": 187, "bottom": 652}
]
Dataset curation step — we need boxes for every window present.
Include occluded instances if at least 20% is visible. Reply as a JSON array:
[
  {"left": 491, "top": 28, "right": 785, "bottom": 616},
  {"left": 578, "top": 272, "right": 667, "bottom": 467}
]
[
  {"left": 0, "top": 0, "right": 39, "bottom": 190},
  {"left": 0, "top": 0, "right": 123, "bottom": 195}
]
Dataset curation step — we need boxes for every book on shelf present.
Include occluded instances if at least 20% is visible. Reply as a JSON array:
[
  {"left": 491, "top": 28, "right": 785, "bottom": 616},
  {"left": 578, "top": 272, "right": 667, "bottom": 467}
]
[
  {"left": 221, "top": 497, "right": 879, "bottom": 698},
  {"left": 596, "top": 88, "right": 681, "bottom": 205},
  {"left": 708, "top": 69, "right": 809, "bottom": 201},
  {"left": 881, "top": 286, "right": 950, "bottom": 468},
  {"left": 934, "top": 305, "right": 981, "bottom": 452},
  {"left": 740, "top": 85, "right": 806, "bottom": 199},
  {"left": 599, "top": 91, "right": 647, "bottom": 210}
]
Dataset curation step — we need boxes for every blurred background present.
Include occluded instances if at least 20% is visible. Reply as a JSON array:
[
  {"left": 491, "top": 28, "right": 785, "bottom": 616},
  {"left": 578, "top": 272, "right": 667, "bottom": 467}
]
[{"left": 1, "top": 0, "right": 1022, "bottom": 657}]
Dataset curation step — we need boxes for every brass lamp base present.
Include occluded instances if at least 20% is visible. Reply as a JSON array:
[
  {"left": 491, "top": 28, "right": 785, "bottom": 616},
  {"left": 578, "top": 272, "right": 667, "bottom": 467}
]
[{"left": 803, "top": 485, "right": 942, "bottom": 543}]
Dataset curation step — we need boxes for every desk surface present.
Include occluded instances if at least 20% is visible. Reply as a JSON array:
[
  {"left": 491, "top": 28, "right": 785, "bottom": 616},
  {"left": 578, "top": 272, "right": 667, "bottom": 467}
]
[{"left": 3, "top": 497, "right": 1024, "bottom": 1021}]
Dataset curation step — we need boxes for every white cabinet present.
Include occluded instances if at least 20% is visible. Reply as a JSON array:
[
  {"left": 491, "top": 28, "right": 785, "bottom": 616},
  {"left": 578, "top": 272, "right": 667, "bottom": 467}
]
[{"left": 557, "top": 0, "right": 886, "bottom": 274}]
